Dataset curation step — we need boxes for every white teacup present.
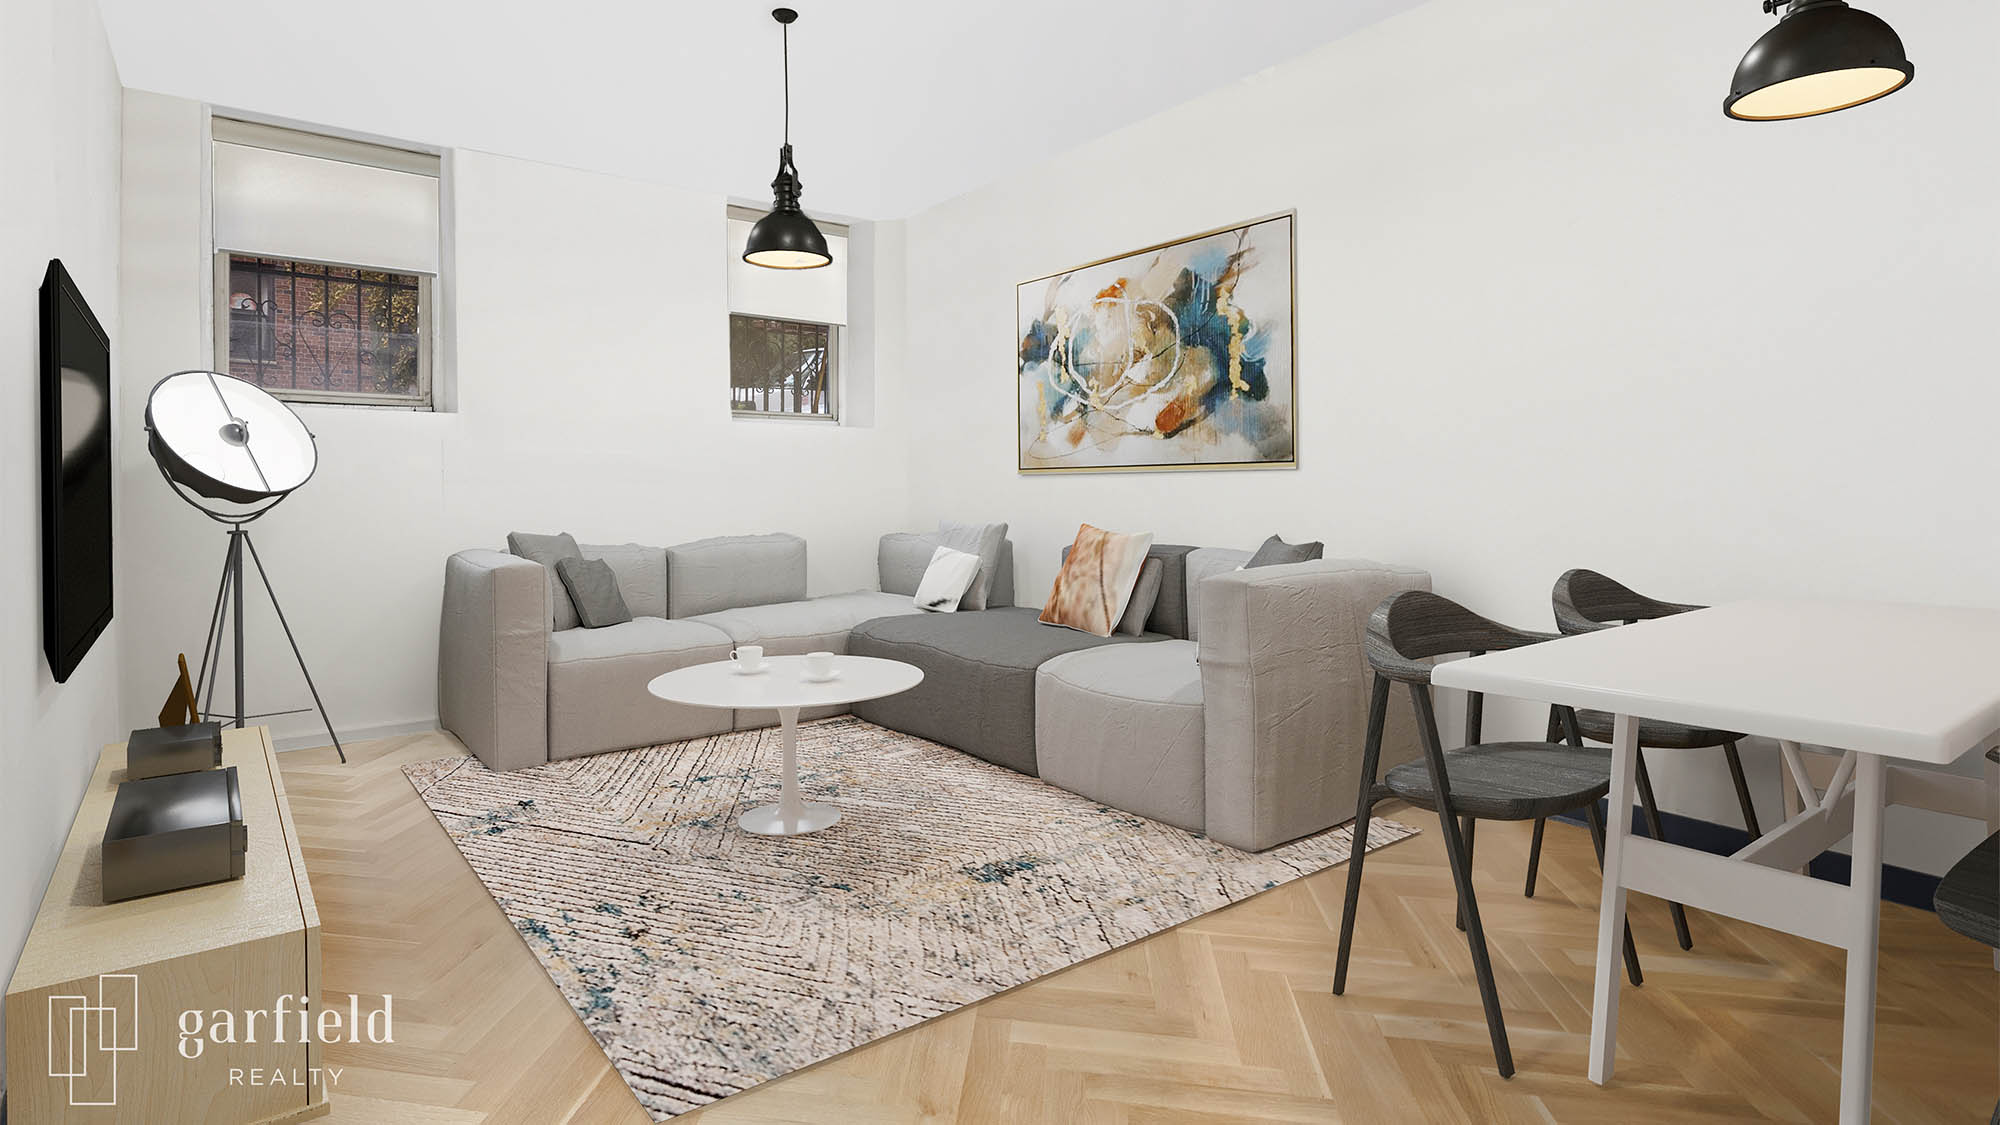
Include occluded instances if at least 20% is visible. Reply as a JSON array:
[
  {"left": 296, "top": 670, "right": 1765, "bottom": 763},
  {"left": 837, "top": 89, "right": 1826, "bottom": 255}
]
[
  {"left": 803, "top": 651, "right": 836, "bottom": 680},
  {"left": 731, "top": 645, "right": 765, "bottom": 672}
]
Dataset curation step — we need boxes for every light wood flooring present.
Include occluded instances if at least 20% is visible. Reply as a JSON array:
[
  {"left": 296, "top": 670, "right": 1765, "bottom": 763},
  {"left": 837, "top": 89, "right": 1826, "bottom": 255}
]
[{"left": 281, "top": 731, "right": 2000, "bottom": 1123}]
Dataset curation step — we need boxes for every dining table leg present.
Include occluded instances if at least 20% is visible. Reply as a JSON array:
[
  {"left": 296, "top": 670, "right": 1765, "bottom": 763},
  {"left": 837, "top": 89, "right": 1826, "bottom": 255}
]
[
  {"left": 1985, "top": 744, "right": 2000, "bottom": 973},
  {"left": 1588, "top": 712, "right": 1641, "bottom": 1085},
  {"left": 1781, "top": 743, "right": 1810, "bottom": 875},
  {"left": 1837, "top": 752, "right": 1887, "bottom": 1125}
]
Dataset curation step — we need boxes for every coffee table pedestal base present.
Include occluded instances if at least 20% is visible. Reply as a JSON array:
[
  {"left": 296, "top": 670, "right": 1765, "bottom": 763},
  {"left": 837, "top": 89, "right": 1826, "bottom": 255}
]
[
  {"left": 741, "top": 704, "right": 842, "bottom": 836},
  {"left": 739, "top": 802, "right": 841, "bottom": 836},
  {"left": 647, "top": 659, "right": 927, "bottom": 840}
]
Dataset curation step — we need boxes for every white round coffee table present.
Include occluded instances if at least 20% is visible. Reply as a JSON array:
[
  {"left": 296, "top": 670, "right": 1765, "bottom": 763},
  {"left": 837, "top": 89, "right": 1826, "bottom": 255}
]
[{"left": 646, "top": 654, "right": 923, "bottom": 836}]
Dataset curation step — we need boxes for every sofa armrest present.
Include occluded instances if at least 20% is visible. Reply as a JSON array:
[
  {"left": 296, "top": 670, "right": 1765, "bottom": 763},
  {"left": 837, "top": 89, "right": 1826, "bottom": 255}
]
[
  {"left": 1197, "top": 558, "right": 1431, "bottom": 851},
  {"left": 439, "top": 549, "right": 549, "bottom": 771}
]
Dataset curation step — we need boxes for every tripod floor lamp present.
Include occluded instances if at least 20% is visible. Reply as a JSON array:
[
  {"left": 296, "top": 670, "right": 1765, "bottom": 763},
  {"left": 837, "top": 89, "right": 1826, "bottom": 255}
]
[{"left": 145, "top": 370, "right": 344, "bottom": 762}]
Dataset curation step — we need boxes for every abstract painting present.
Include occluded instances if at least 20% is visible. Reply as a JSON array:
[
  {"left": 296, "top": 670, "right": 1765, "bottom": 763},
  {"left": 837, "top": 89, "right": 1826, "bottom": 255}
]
[{"left": 1017, "top": 213, "right": 1296, "bottom": 472}]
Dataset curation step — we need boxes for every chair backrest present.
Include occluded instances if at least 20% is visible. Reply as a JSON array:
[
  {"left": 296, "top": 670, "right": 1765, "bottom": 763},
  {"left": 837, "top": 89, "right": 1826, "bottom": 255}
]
[
  {"left": 1365, "top": 591, "right": 1554, "bottom": 683},
  {"left": 1552, "top": 569, "right": 1703, "bottom": 635}
]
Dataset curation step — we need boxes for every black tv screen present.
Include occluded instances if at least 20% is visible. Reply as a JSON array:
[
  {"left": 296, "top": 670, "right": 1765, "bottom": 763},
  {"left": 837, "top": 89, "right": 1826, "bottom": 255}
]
[{"left": 41, "top": 259, "right": 113, "bottom": 683}]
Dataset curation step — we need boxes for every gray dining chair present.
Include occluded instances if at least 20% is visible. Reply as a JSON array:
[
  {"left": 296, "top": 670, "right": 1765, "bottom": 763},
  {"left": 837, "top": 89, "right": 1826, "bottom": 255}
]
[
  {"left": 1933, "top": 756, "right": 1999, "bottom": 1125},
  {"left": 1522, "top": 569, "right": 1764, "bottom": 952},
  {"left": 1333, "top": 590, "right": 1642, "bottom": 1079}
]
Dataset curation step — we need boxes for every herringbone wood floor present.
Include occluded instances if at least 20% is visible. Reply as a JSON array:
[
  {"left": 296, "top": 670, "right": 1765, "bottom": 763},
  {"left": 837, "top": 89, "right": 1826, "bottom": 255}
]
[{"left": 282, "top": 732, "right": 1999, "bottom": 1124}]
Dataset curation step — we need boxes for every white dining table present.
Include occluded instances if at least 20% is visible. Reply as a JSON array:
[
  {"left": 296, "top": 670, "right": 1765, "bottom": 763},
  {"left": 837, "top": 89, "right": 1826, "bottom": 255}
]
[{"left": 1432, "top": 599, "right": 2000, "bottom": 1124}]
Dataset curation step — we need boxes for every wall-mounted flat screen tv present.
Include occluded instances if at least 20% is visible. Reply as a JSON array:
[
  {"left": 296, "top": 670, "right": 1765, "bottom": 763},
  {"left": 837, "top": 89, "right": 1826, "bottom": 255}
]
[{"left": 42, "top": 259, "right": 114, "bottom": 683}]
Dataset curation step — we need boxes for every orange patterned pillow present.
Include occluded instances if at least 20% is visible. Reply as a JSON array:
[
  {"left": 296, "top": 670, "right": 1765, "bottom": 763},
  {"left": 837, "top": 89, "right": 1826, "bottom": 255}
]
[{"left": 1040, "top": 524, "right": 1156, "bottom": 637}]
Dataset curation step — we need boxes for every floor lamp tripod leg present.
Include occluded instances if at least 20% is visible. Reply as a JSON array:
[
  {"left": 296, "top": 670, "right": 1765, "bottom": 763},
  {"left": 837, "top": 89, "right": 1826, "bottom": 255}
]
[
  {"left": 232, "top": 527, "right": 247, "bottom": 729},
  {"left": 205, "top": 532, "right": 244, "bottom": 723},
  {"left": 195, "top": 531, "right": 235, "bottom": 719},
  {"left": 243, "top": 533, "right": 345, "bottom": 763}
]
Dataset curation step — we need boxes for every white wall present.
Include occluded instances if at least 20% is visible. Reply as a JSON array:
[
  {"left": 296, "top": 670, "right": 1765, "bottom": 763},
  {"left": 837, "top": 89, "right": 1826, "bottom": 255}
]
[
  {"left": 116, "top": 93, "right": 914, "bottom": 750},
  {"left": 899, "top": 0, "right": 2000, "bottom": 874},
  {"left": 94, "top": 2, "right": 2000, "bottom": 882},
  {"left": 0, "top": 0, "right": 125, "bottom": 1095}
]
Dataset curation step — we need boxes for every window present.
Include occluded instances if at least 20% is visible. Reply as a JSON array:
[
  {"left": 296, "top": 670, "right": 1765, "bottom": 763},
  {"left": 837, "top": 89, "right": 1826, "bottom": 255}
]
[
  {"left": 726, "top": 206, "right": 847, "bottom": 420},
  {"left": 211, "top": 118, "right": 442, "bottom": 408},
  {"left": 223, "top": 255, "right": 429, "bottom": 402},
  {"left": 730, "top": 315, "right": 837, "bottom": 416}
]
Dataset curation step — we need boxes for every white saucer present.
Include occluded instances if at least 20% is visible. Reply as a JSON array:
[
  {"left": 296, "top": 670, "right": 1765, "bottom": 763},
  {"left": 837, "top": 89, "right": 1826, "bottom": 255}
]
[
  {"left": 801, "top": 670, "right": 841, "bottom": 684},
  {"left": 729, "top": 664, "right": 769, "bottom": 676}
]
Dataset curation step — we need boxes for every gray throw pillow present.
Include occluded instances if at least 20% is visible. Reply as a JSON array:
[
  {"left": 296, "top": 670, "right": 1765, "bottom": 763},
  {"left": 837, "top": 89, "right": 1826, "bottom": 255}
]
[
  {"left": 555, "top": 557, "right": 633, "bottom": 629},
  {"left": 1245, "top": 535, "right": 1324, "bottom": 568},
  {"left": 936, "top": 520, "right": 1008, "bottom": 611},
  {"left": 1117, "top": 557, "right": 1165, "bottom": 636},
  {"left": 507, "top": 530, "right": 583, "bottom": 631}
]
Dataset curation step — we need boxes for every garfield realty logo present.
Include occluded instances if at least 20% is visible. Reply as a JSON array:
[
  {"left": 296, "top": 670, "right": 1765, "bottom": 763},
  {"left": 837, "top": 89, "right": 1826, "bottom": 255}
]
[
  {"left": 47, "top": 973, "right": 138, "bottom": 1107},
  {"left": 179, "top": 993, "right": 394, "bottom": 1058},
  {"left": 46, "top": 979, "right": 390, "bottom": 1106}
]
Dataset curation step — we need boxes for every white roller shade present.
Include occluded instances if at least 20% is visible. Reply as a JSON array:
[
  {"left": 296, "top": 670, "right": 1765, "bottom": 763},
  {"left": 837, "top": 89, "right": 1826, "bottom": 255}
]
[
  {"left": 213, "top": 140, "right": 440, "bottom": 275},
  {"left": 726, "top": 216, "right": 848, "bottom": 325}
]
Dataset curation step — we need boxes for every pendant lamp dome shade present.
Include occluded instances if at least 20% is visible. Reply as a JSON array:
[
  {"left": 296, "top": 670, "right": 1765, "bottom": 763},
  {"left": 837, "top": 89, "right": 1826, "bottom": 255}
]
[
  {"left": 744, "top": 145, "right": 832, "bottom": 269},
  {"left": 1726, "top": 0, "right": 1913, "bottom": 121},
  {"left": 745, "top": 8, "right": 832, "bottom": 270},
  {"left": 743, "top": 208, "right": 831, "bottom": 270}
]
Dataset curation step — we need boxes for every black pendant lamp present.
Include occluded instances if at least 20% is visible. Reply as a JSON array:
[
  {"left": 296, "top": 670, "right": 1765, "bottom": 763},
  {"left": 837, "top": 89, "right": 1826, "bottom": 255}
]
[
  {"left": 744, "top": 8, "right": 832, "bottom": 270},
  {"left": 1726, "top": 0, "right": 1913, "bottom": 121}
]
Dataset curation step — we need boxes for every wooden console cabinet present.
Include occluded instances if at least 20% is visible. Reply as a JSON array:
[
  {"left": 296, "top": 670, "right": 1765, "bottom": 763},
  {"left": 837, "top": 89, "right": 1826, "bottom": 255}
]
[{"left": 5, "top": 726, "right": 326, "bottom": 1123}]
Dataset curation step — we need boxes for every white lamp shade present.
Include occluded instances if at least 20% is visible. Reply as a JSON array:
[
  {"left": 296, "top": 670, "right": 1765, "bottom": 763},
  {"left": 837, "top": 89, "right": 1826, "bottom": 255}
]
[{"left": 147, "top": 371, "right": 316, "bottom": 502}]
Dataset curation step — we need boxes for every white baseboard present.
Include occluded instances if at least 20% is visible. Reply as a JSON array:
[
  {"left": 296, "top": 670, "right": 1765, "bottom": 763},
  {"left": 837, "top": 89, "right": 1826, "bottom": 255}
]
[{"left": 273, "top": 716, "right": 440, "bottom": 753}]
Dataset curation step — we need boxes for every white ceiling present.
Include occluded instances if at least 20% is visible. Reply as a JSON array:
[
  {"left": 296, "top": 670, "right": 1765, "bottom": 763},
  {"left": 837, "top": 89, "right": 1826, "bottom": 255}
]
[{"left": 97, "top": 0, "right": 1423, "bottom": 219}]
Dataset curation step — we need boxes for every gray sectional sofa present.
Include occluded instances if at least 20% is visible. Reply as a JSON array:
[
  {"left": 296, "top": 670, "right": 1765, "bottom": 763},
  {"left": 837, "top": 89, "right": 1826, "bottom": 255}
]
[
  {"left": 857, "top": 544, "right": 1431, "bottom": 849},
  {"left": 1039, "top": 549, "right": 1430, "bottom": 850},
  {"left": 438, "top": 528, "right": 1428, "bottom": 852},
  {"left": 439, "top": 532, "right": 994, "bottom": 769}
]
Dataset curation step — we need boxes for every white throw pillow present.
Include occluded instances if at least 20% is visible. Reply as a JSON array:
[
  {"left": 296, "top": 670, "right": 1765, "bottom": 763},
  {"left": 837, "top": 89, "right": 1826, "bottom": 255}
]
[
  {"left": 936, "top": 520, "right": 1007, "bottom": 611},
  {"left": 913, "top": 546, "right": 983, "bottom": 613}
]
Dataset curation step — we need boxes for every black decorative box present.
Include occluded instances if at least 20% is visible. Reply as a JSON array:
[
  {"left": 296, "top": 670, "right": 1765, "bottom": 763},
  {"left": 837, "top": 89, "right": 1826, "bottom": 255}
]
[
  {"left": 102, "top": 766, "right": 247, "bottom": 902},
  {"left": 126, "top": 721, "right": 224, "bottom": 780}
]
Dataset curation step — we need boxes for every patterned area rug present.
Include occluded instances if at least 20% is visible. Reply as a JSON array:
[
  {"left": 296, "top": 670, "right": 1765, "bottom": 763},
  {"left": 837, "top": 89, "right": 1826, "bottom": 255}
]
[{"left": 405, "top": 716, "right": 1417, "bottom": 1119}]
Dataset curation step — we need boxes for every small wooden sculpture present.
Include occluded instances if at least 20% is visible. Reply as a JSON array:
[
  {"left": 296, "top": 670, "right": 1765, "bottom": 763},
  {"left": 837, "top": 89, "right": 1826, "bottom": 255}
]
[{"left": 158, "top": 653, "right": 200, "bottom": 727}]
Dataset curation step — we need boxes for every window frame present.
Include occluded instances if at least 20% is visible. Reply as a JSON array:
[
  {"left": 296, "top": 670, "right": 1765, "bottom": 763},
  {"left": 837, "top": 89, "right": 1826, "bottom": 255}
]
[
  {"left": 208, "top": 114, "right": 445, "bottom": 411},
  {"left": 212, "top": 249, "right": 436, "bottom": 410},
  {"left": 728, "top": 312, "right": 841, "bottom": 422}
]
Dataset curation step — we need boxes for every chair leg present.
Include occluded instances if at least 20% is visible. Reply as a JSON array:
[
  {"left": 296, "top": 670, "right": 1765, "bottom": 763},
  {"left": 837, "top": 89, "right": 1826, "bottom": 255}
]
[
  {"left": 1524, "top": 706, "right": 1573, "bottom": 901},
  {"left": 1722, "top": 740, "right": 1761, "bottom": 839},
  {"left": 1333, "top": 675, "right": 1392, "bottom": 997},
  {"left": 1632, "top": 748, "right": 1694, "bottom": 951},
  {"left": 1525, "top": 818, "right": 1547, "bottom": 897},
  {"left": 1410, "top": 683, "right": 1514, "bottom": 1078},
  {"left": 1456, "top": 816, "right": 1477, "bottom": 931},
  {"left": 1584, "top": 801, "right": 1645, "bottom": 987}
]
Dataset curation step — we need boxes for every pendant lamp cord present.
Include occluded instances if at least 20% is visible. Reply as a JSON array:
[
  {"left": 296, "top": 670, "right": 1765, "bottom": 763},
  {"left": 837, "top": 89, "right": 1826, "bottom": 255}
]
[{"left": 782, "top": 22, "right": 791, "bottom": 146}]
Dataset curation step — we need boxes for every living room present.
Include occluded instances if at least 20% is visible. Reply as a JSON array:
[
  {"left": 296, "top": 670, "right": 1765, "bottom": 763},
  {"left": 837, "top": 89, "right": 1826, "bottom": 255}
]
[{"left": 4, "top": 0, "right": 1996, "bottom": 1122}]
